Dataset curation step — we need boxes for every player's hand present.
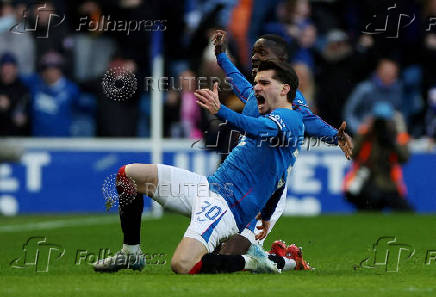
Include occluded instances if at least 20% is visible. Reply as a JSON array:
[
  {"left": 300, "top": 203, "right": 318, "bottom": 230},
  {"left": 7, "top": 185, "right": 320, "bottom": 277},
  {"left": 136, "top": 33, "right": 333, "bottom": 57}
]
[
  {"left": 212, "top": 30, "right": 227, "bottom": 55},
  {"left": 254, "top": 213, "right": 270, "bottom": 241},
  {"left": 195, "top": 82, "right": 221, "bottom": 114},
  {"left": 338, "top": 121, "right": 353, "bottom": 160}
]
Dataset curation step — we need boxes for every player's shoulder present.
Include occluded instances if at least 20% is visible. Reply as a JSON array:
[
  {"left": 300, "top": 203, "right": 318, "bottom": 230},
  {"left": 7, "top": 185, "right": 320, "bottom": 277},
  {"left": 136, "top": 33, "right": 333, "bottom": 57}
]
[
  {"left": 267, "top": 108, "right": 303, "bottom": 131},
  {"left": 270, "top": 107, "right": 302, "bottom": 120},
  {"left": 292, "top": 90, "right": 308, "bottom": 107}
]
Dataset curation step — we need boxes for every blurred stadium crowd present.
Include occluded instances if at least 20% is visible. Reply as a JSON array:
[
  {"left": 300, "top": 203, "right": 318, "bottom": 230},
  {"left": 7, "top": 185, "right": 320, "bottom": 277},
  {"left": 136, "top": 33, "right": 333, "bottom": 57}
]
[{"left": 0, "top": 0, "right": 435, "bottom": 141}]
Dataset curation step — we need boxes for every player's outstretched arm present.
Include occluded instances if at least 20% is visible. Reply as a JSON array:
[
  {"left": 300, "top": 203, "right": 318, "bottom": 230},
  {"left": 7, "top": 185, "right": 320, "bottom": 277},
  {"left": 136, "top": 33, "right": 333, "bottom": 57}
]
[
  {"left": 293, "top": 92, "right": 353, "bottom": 159},
  {"left": 195, "top": 83, "right": 280, "bottom": 138},
  {"left": 212, "top": 30, "right": 253, "bottom": 104}
]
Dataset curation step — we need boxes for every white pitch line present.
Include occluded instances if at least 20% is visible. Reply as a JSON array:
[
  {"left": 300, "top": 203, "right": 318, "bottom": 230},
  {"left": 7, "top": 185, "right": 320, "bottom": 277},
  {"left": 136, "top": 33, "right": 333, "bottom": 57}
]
[{"left": 0, "top": 215, "right": 156, "bottom": 233}]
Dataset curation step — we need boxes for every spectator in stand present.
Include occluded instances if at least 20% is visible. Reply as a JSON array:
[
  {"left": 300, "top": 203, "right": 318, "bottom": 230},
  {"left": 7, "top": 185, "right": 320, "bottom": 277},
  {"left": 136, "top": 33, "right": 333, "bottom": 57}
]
[
  {"left": 29, "top": 2, "right": 73, "bottom": 76},
  {"left": 0, "top": 53, "right": 31, "bottom": 136},
  {"left": 315, "top": 30, "right": 375, "bottom": 129},
  {"left": 345, "top": 59, "right": 403, "bottom": 134},
  {"left": 22, "top": 52, "right": 80, "bottom": 137},
  {"left": 343, "top": 101, "right": 413, "bottom": 212},
  {"left": 292, "top": 61, "right": 315, "bottom": 112},
  {"left": 162, "top": 69, "right": 204, "bottom": 139},
  {"left": 0, "top": 1, "right": 35, "bottom": 75},
  {"left": 179, "top": 70, "right": 203, "bottom": 139},
  {"left": 96, "top": 56, "right": 141, "bottom": 137},
  {"left": 420, "top": 0, "right": 436, "bottom": 139},
  {"left": 426, "top": 87, "right": 436, "bottom": 145},
  {"left": 71, "top": 1, "right": 117, "bottom": 82},
  {"left": 163, "top": 90, "right": 181, "bottom": 138},
  {"left": 263, "top": 0, "right": 316, "bottom": 65}
]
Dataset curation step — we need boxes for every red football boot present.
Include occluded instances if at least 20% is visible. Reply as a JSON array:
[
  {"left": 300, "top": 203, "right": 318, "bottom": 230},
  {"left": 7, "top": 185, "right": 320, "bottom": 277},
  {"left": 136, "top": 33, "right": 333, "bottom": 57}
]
[
  {"left": 268, "top": 240, "right": 287, "bottom": 257},
  {"left": 286, "top": 244, "right": 312, "bottom": 270}
]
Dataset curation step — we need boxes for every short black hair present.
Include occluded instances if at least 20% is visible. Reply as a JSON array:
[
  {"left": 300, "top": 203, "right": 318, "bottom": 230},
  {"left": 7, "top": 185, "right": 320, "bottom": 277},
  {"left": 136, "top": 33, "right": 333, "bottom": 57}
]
[
  {"left": 258, "top": 34, "right": 290, "bottom": 61},
  {"left": 257, "top": 60, "right": 299, "bottom": 102}
]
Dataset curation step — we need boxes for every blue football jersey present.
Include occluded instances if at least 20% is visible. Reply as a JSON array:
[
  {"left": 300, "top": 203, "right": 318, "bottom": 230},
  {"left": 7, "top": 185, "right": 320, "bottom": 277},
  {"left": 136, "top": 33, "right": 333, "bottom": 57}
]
[{"left": 208, "top": 107, "right": 304, "bottom": 231}]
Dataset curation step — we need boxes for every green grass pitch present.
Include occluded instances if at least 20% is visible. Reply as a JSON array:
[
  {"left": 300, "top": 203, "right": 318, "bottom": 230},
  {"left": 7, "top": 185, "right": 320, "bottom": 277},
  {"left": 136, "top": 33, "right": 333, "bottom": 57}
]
[{"left": 1, "top": 213, "right": 436, "bottom": 297}]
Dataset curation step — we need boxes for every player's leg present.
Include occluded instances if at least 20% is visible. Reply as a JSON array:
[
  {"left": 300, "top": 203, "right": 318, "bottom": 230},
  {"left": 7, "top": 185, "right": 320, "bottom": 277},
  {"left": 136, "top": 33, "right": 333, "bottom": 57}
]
[
  {"left": 218, "top": 234, "right": 252, "bottom": 255},
  {"left": 219, "top": 185, "right": 287, "bottom": 255},
  {"left": 93, "top": 164, "right": 205, "bottom": 272},
  {"left": 113, "top": 164, "right": 158, "bottom": 253},
  {"left": 171, "top": 237, "right": 265, "bottom": 274},
  {"left": 124, "top": 163, "right": 158, "bottom": 196},
  {"left": 127, "top": 163, "right": 207, "bottom": 215},
  {"left": 170, "top": 237, "right": 263, "bottom": 274},
  {"left": 169, "top": 191, "right": 245, "bottom": 274},
  {"left": 117, "top": 165, "right": 148, "bottom": 250},
  {"left": 93, "top": 164, "right": 152, "bottom": 272},
  {"left": 119, "top": 163, "right": 209, "bottom": 248},
  {"left": 172, "top": 191, "right": 278, "bottom": 274},
  {"left": 218, "top": 185, "right": 306, "bottom": 271},
  {"left": 171, "top": 237, "right": 208, "bottom": 274}
]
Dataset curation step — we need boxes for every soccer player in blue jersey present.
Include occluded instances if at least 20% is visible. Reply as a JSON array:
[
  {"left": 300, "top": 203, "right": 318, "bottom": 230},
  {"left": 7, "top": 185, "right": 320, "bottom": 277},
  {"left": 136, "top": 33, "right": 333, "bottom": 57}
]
[
  {"left": 212, "top": 31, "right": 352, "bottom": 265},
  {"left": 94, "top": 60, "right": 303, "bottom": 274}
]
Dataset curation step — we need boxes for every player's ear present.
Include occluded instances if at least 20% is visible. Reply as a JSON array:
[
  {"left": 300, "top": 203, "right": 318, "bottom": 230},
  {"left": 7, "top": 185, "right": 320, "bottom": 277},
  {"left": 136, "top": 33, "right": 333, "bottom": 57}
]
[{"left": 281, "top": 84, "right": 290, "bottom": 97}]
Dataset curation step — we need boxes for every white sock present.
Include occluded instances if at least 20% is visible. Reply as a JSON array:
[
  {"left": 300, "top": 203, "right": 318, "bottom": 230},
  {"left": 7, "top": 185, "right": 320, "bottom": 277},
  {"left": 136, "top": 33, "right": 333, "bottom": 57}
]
[
  {"left": 242, "top": 255, "right": 257, "bottom": 270},
  {"left": 122, "top": 244, "right": 140, "bottom": 254},
  {"left": 283, "top": 258, "right": 296, "bottom": 271}
]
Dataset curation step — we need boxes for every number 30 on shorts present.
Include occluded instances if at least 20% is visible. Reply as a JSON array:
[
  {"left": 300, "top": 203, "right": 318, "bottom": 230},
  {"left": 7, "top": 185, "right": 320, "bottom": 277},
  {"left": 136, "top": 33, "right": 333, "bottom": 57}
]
[{"left": 195, "top": 201, "right": 222, "bottom": 221}]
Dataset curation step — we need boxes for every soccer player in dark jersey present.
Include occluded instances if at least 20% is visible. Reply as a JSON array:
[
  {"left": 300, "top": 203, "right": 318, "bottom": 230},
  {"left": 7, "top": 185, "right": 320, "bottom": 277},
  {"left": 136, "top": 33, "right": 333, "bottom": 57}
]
[{"left": 94, "top": 60, "right": 303, "bottom": 274}]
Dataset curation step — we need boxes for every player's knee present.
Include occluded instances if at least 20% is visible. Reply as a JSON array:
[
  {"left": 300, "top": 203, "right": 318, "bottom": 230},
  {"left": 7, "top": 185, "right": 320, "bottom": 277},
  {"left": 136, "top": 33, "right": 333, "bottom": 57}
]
[
  {"left": 117, "top": 165, "right": 128, "bottom": 178},
  {"left": 170, "top": 257, "right": 193, "bottom": 274},
  {"left": 115, "top": 165, "right": 137, "bottom": 197},
  {"left": 116, "top": 164, "right": 158, "bottom": 197},
  {"left": 124, "top": 164, "right": 158, "bottom": 196}
]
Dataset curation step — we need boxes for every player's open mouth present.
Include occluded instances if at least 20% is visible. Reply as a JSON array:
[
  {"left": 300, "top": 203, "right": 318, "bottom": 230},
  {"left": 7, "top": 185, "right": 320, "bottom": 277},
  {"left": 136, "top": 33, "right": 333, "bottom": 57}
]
[{"left": 256, "top": 95, "right": 265, "bottom": 109}]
